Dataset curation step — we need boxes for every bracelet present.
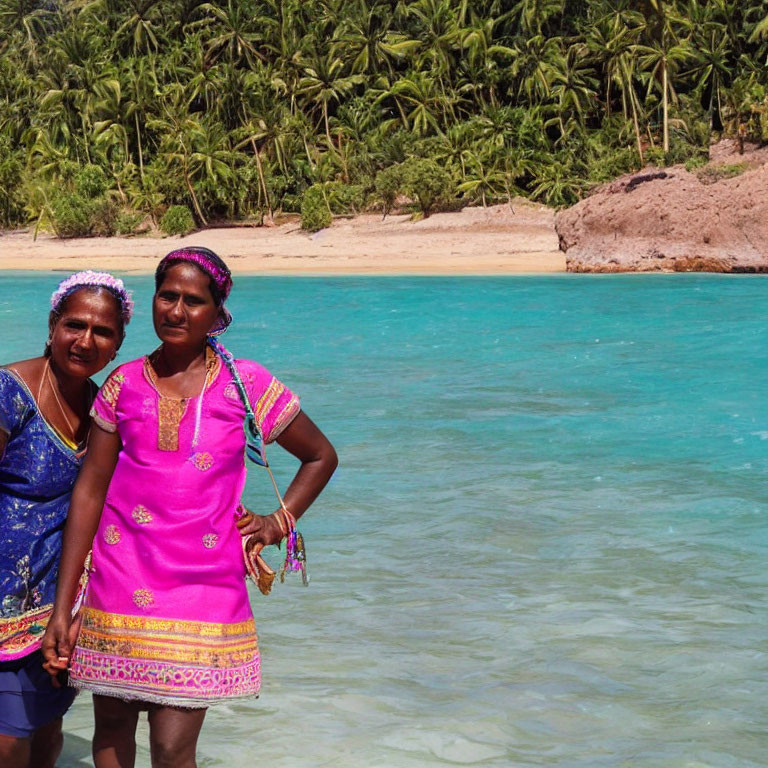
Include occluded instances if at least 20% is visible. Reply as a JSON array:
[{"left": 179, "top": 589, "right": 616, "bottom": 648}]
[
  {"left": 271, "top": 510, "right": 288, "bottom": 537},
  {"left": 279, "top": 506, "right": 297, "bottom": 530}
]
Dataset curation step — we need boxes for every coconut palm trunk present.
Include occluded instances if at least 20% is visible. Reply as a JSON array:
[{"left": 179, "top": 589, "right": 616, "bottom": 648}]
[
  {"left": 135, "top": 112, "right": 145, "bottom": 183},
  {"left": 183, "top": 154, "right": 207, "bottom": 226},
  {"left": 249, "top": 136, "right": 273, "bottom": 224},
  {"left": 662, "top": 58, "right": 669, "bottom": 154}
]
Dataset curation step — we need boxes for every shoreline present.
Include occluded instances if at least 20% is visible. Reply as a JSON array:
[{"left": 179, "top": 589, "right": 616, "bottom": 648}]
[{"left": 0, "top": 203, "right": 565, "bottom": 275}]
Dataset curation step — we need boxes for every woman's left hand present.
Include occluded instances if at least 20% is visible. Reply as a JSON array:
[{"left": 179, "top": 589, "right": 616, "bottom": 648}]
[{"left": 236, "top": 508, "right": 284, "bottom": 547}]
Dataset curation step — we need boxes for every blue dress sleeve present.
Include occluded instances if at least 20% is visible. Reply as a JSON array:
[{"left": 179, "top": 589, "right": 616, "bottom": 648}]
[{"left": 0, "top": 369, "right": 27, "bottom": 438}]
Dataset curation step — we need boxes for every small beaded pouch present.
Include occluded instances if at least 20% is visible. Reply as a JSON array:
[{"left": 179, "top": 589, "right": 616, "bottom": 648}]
[{"left": 209, "top": 337, "right": 309, "bottom": 593}]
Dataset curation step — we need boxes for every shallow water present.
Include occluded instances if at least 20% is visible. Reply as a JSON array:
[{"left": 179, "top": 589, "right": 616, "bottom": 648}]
[{"left": 1, "top": 273, "right": 767, "bottom": 767}]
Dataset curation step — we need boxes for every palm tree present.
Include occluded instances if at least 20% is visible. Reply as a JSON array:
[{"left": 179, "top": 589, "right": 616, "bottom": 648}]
[
  {"left": 585, "top": 14, "right": 634, "bottom": 117},
  {"left": 148, "top": 92, "right": 210, "bottom": 224},
  {"left": 92, "top": 77, "right": 134, "bottom": 165},
  {"left": 457, "top": 151, "right": 506, "bottom": 206},
  {"left": 408, "top": 0, "right": 459, "bottom": 76},
  {"left": 459, "top": 13, "right": 514, "bottom": 108},
  {"left": 198, "top": 0, "right": 265, "bottom": 68},
  {"left": 184, "top": 43, "right": 220, "bottom": 113},
  {"left": 508, "top": 0, "right": 564, "bottom": 37},
  {"left": 635, "top": 0, "right": 691, "bottom": 154},
  {"left": 548, "top": 43, "right": 599, "bottom": 136},
  {"left": 684, "top": 25, "right": 732, "bottom": 135},
  {"left": 617, "top": 53, "right": 647, "bottom": 163},
  {"left": 333, "top": 0, "right": 420, "bottom": 75},
  {"left": 296, "top": 49, "right": 363, "bottom": 150},
  {"left": 385, "top": 70, "right": 449, "bottom": 136},
  {"left": 510, "top": 34, "right": 562, "bottom": 105},
  {"left": 0, "top": 0, "right": 52, "bottom": 64},
  {"left": 114, "top": 0, "right": 164, "bottom": 55},
  {"left": 122, "top": 56, "right": 158, "bottom": 183},
  {"left": 531, "top": 157, "right": 584, "bottom": 207}
]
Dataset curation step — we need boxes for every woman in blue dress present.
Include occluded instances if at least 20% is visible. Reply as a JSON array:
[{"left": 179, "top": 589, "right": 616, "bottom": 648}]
[{"left": 0, "top": 271, "right": 132, "bottom": 768}]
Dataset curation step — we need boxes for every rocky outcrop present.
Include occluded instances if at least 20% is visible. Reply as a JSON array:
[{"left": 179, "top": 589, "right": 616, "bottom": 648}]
[{"left": 556, "top": 157, "right": 768, "bottom": 273}]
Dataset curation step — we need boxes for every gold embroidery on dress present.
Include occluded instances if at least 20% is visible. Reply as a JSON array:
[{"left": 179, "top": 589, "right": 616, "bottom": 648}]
[
  {"left": 255, "top": 378, "right": 285, "bottom": 424},
  {"left": 81, "top": 607, "right": 255, "bottom": 637},
  {"left": 103, "top": 525, "right": 121, "bottom": 545},
  {"left": 191, "top": 452, "right": 214, "bottom": 471},
  {"left": 270, "top": 395, "right": 301, "bottom": 441},
  {"left": 131, "top": 505, "right": 153, "bottom": 524},
  {"left": 77, "top": 622, "right": 258, "bottom": 666},
  {"left": 101, "top": 372, "right": 126, "bottom": 409},
  {"left": 132, "top": 589, "right": 154, "bottom": 608},
  {"left": 78, "top": 607, "right": 259, "bottom": 664},
  {"left": 144, "top": 350, "right": 220, "bottom": 452},
  {"left": 156, "top": 398, "right": 186, "bottom": 451},
  {"left": 202, "top": 533, "right": 219, "bottom": 548},
  {"left": 0, "top": 605, "right": 53, "bottom": 654}
]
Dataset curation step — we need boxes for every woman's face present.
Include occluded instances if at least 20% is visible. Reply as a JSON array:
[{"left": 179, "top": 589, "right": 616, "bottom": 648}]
[
  {"left": 153, "top": 262, "right": 220, "bottom": 348},
  {"left": 49, "top": 288, "right": 123, "bottom": 379}
]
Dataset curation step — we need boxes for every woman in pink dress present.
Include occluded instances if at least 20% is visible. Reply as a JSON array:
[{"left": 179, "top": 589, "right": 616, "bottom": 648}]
[{"left": 42, "top": 248, "right": 337, "bottom": 768}]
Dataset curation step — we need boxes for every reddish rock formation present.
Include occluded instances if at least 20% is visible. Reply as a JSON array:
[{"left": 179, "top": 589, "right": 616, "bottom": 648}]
[{"left": 556, "top": 151, "right": 768, "bottom": 273}]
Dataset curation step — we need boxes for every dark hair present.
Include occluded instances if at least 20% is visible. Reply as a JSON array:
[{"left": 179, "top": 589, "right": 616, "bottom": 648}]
[
  {"left": 154, "top": 247, "right": 231, "bottom": 308},
  {"left": 45, "top": 285, "right": 127, "bottom": 357}
]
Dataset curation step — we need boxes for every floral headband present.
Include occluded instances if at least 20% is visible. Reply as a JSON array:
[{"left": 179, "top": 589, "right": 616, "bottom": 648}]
[{"left": 51, "top": 271, "right": 134, "bottom": 324}]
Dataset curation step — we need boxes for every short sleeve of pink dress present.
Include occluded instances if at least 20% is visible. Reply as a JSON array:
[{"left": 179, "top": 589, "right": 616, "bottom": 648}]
[
  {"left": 238, "top": 359, "right": 301, "bottom": 444},
  {"left": 69, "top": 354, "right": 300, "bottom": 707}
]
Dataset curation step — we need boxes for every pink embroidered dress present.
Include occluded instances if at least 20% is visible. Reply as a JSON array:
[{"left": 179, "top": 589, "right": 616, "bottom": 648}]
[{"left": 68, "top": 353, "right": 299, "bottom": 706}]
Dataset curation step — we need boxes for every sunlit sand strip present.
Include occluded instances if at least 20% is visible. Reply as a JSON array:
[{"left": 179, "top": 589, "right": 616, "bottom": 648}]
[{"left": 0, "top": 204, "right": 565, "bottom": 275}]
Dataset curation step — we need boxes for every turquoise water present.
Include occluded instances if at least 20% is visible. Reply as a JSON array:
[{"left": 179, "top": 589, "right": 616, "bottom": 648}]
[{"left": 1, "top": 274, "right": 767, "bottom": 767}]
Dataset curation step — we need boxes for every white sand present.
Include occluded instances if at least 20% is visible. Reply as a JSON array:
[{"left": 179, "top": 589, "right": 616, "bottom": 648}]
[{"left": 0, "top": 202, "right": 564, "bottom": 274}]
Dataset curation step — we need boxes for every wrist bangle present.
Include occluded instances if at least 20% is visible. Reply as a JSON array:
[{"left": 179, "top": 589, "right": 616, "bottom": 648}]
[
  {"left": 279, "top": 506, "right": 297, "bottom": 529},
  {"left": 271, "top": 510, "right": 288, "bottom": 537}
]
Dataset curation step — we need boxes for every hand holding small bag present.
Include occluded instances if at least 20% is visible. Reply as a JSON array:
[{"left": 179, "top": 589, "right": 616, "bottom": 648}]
[
  {"left": 236, "top": 508, "right": 285, "bottom": 595},
  {"left": 236, "top": 505, "right": 307, "bottom": 594}
]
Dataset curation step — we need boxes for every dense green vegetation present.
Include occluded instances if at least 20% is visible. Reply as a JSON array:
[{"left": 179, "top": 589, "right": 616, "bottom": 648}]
[{"left": 1, "top": 0, "right": 767, "bottom": 232}]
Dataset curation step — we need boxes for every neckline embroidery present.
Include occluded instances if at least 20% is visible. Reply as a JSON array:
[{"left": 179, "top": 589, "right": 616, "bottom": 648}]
[{"left": 143, "top": 348, "right": 220, "bottom": 452}]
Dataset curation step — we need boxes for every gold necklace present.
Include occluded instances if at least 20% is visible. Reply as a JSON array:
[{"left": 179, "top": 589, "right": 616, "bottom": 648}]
[{"left": 39, "top": 358, "right": 80, "bottom": 444}]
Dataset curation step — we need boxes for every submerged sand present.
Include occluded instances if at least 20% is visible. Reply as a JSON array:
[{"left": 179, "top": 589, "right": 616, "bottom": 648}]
[{"left": 0, "top": 202, "right": 564, "bottom": 275}]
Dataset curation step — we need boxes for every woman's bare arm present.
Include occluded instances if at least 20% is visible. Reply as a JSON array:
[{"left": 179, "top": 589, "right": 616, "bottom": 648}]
[
  {"left": 41, "top": 426, "right": 121, "bottom": 671},
  {"left": 275, "top": 411, "right": 338, "bottom": 519},
  {"left": 236, "top": 411, "right": 337, "bottom": 541}
]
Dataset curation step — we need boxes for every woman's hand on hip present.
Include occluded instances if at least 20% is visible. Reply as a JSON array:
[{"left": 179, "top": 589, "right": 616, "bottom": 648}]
[{"left": 236, "top": 508, "right": 284, "bottom": 547}]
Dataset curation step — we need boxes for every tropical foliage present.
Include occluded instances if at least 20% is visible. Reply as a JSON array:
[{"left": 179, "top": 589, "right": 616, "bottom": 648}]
[{"left": 1, "top": 0, "right": 767, "bottom": 231}]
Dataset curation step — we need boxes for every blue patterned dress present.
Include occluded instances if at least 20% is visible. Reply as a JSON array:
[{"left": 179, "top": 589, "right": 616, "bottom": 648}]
[{"left": 0, "top": 367, "right": 80, "bottom": 736}]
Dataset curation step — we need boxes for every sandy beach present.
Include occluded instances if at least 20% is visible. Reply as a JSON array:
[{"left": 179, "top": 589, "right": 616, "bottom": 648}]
[{"left": 0, "top": 202, "right": 564, "bottom": 274}]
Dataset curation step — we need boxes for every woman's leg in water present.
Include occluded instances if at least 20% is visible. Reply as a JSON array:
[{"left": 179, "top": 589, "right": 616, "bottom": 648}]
[
  {"left": 147, "top": 705, "right": 207, "bottom": 768},
  {"left": 29, "top": 717, "right": 65, "bottom": 768},
  {"left": 92, "top": 694, "right": 141, "bottom": 768}
]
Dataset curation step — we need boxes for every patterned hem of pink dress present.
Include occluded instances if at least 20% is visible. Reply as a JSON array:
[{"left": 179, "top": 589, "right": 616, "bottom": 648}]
[
  {"left": 67, "top": 681, "right": 260, "bottom": 710},
  {"left": 68, "top": 607, "right": 262, "bottom": 707}
]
